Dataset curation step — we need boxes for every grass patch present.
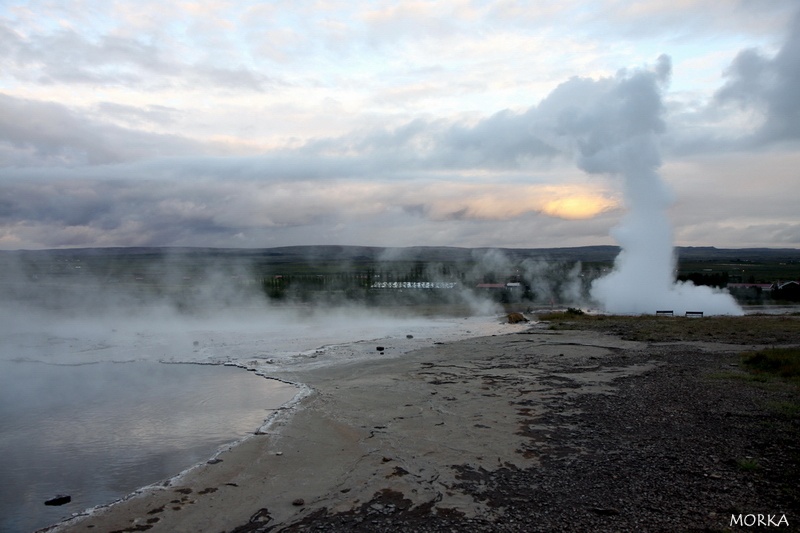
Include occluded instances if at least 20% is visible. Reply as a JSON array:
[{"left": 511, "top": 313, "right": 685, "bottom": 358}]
[
  {"left": 536, "top": 307, "right": 587, "bottom": 321},
  {"left": 736, "top": 457, "right": 762, "bottom": 472},
  {"left": 708, "top": 370, "right": 770, "bottom": 384},
  {"left": 531, "top": 314, "right": 800, "bottom": 344},
  {"left": 741, "top": 347, "right": 800, "bottom": 379},
  {"left": 735, "top": 347, "right": 800, "bottom": 407},
  {"left": 765, "top": 400, "right": 800, "bottom": 419}
]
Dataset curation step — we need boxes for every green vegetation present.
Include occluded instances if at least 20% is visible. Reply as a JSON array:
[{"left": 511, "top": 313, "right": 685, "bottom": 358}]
[
  {"left": 710, "top": 347, "right": 800, "bottom": 430},
  {"left": 735, "top": 457, "right": 762, "bottom": 472},
  {"left": 534, "top": 313, "right": 800, "bottom": 345},
  {"left": 536, "top": 308, "right": 585, "bottom": 321},
  {"left": 765, "top": 400, "right": 800, "bottom": 419},
  {"left": 741, "top": 347, "right": 800, "bottom": 380},
  {"left": 677, "top": 260, "right": 800, "bottom": 286}
]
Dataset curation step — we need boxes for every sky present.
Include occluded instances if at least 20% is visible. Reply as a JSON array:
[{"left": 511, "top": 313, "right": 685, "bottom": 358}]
[{"left": 0, "top": 0, "right": 798, "bottom": 251}]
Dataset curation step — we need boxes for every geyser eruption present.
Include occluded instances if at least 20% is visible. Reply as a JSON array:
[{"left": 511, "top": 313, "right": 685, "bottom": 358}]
[{"left": 562, "top": 56, "right": 742, "bottom": 316}]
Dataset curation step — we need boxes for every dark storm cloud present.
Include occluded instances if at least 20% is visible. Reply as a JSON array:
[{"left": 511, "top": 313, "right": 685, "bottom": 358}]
[
  {"left": 0, "top": 93, "right": 124, "bottom": 164},
  {"left": 439, "top": 109, "right": 560, "bottom": 167},
  {"left": 714, "top": 9, "right": 800, "bottom": 145},
  {"left": 0, "top": 93, "right": 213, "bottom": 165},
  {"left": 0, "top": 177, "right": 240, "bottom": 247},
  {"left": 0, "top": 180, "right": 113, "bottom": 227},
  {"left": 300, "top": 110, "right": 560, "bottom": 171}
]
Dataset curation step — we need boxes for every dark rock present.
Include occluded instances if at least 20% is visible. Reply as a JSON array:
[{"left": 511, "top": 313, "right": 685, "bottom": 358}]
[{"left": 44, "top": 495, "right": 71, "bottom": 506}]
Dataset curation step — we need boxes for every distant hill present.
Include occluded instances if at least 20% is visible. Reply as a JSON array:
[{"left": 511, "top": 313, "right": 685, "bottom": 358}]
[{"left": 3, "top": 245, "right": 799, "bottom": 264}]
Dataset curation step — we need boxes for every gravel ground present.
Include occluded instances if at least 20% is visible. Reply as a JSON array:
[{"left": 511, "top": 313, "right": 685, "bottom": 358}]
[{"left": 261, "top": 329, "right": 800, "bottom": 532}]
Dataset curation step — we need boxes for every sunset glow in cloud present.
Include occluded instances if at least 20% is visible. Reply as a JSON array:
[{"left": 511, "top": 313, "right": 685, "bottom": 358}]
[{"left": 540, "top": 194, "right": 618, "bottom": 220}]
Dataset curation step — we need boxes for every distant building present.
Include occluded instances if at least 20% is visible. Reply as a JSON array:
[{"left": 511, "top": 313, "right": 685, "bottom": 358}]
[
  {"left": 727, "top": 283, "right": 774, "bottom": 291},
  {"left": 372, "top": 281, "right": 457, "bottom": 289},
  {"left": 773, "top": 280, "right": 800, "bottom": 301},
  {"left": 728, "top": 280, "right": 800, "bottom": 302}
]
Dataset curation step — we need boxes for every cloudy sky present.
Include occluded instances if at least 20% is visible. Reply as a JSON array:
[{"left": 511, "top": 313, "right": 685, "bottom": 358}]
[{"left": 1, "top": 1, "right": 798, "bottom": 250}]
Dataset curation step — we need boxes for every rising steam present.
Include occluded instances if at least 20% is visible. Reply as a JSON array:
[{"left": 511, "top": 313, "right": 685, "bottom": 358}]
[{"left": 555, "top": 55, "right": 742, "bottom": 315}]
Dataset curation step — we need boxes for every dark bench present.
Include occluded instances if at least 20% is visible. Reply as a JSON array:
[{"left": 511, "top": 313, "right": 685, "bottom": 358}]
[{"left": 655, "top": 310, "right": 673, "bottom": 316}]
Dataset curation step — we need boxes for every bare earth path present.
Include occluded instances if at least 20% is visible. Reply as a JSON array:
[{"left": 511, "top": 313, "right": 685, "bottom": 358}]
[{"left": 50, "top": 317, "right": 800, "bottom": 532}]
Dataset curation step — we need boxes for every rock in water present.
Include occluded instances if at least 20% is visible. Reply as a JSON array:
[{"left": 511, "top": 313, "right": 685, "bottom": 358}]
[{"left": 45, "top": 495, "right": 71, "bottom": 506}]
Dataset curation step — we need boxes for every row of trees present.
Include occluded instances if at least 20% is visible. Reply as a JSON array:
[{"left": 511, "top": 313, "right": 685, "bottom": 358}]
[
  {"left": 259, "top": 261, "right": 594, "bottom": 306},
  {"left": 679, "top": 271, "right": 800, "bottom": 303},
  {"left": 677, "top": 272, "right": 730, "bottom": 288}
]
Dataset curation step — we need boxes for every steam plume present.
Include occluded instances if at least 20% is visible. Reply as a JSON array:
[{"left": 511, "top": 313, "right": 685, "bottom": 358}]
[{"left": 556, "top": 56, "right": 742, "bottom": 315}]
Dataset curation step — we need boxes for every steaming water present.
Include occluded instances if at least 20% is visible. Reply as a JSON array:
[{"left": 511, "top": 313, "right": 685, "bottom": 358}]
[
  {"left": 0, "top": 307, "right": 508, "bottom": 533},
  {"left": 0, "top": 360, "right": 295, "bottom": 533}
]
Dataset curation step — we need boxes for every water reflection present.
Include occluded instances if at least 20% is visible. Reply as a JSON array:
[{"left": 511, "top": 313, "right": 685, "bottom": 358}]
[{"left": 0, "top": 360, "right": 296, "bottom": 533}]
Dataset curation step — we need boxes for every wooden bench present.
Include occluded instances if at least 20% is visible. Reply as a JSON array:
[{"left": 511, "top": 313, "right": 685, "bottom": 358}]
[
  {"left": 685, "top": 311, "right": 704, "bottom": 318},
  {"left": 655, "top": 310, "right": 673, "bottom": 316}
]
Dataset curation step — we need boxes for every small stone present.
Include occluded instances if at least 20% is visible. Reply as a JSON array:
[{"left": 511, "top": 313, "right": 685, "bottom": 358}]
[
  {"left": 292, "top": 498, "right": 305, "bottom": 506},
  {"left": 44, "top": 495, "right": 71, "bottom": 506}
]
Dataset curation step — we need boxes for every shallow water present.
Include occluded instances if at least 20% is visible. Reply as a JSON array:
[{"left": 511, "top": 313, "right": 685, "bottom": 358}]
[
  {"left": 0, "top": 306, "right": 512, "bottom": 533},
  {"left": 0, "top": 360, "right": 295, "bottom": 533}
]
